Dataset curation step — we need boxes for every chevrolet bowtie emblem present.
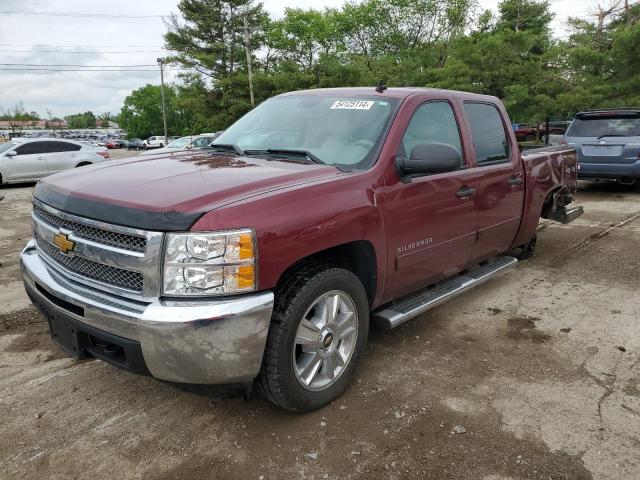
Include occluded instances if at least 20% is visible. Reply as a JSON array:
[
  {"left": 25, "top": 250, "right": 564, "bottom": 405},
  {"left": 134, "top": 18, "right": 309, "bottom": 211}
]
[{"left": 52, "top": 232, "right": 75, "bottom": 254}]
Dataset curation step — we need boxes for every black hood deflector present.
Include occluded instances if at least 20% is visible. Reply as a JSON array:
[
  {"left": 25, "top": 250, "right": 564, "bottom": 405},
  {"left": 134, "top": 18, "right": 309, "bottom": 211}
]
[{"left": 34, "top": 182, "right": 203, "bottom": 231}]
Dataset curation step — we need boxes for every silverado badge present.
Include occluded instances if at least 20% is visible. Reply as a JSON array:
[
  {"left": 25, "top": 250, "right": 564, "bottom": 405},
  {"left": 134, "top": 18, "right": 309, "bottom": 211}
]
[{"left": 52, "top": 232, "right": 75, "bottom": 254}]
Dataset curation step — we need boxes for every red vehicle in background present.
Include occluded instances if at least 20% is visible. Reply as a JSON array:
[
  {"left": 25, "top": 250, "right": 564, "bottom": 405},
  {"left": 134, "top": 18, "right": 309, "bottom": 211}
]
[
  {"left": 512, "top": 123, "right": 538, "bottom": 142},
  {"left": 104, "top": 140, "right": 120, "bottom": 149},
  {"left": 21, "top": 87, "right": 582, "bottom": 412}
]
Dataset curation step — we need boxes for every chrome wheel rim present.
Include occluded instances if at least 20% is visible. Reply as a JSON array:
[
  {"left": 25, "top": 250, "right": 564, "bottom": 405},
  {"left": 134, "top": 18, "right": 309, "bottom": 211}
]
[{"left": 292, "top": 290, "right": 359, "bottom": 392}]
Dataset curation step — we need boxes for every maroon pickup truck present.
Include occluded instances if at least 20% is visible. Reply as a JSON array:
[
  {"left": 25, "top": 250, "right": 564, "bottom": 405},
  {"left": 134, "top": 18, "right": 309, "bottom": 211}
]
[{"left": 21, "top": 87, "right": 582, "bottom": 412}]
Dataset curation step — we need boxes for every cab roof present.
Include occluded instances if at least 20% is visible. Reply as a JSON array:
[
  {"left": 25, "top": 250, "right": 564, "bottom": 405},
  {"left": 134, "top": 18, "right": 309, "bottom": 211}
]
[{"left": 278, "top": 86, "right": 500, "bottom": 103}]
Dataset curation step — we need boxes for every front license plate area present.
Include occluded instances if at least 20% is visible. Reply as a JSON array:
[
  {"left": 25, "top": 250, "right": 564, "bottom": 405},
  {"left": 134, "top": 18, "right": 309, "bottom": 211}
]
[{"left": 47, "top": 312, "right": 88, "bottom": 359}]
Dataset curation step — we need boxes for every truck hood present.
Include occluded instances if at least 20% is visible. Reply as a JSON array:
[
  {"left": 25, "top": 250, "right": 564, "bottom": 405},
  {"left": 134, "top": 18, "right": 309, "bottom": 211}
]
[{"left": 34, "top": 151, "right": 340, "bottom": 230}]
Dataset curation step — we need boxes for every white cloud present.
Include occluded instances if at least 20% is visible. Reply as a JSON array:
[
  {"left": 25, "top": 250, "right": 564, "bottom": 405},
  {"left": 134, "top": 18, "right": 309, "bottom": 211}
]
[{"left": 0, "top": 0, "right": 594, "bottom": 118}]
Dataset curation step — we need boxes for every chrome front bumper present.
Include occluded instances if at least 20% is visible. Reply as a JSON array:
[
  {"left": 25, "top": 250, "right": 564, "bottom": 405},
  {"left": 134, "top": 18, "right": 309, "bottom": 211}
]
[{"left": 20, "top": 240, "right": 274, "bottom": 384}]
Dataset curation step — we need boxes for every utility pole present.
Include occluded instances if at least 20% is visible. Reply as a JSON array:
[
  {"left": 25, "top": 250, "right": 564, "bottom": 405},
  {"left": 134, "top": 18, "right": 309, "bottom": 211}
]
[
  {"left": 243, "top": 15, "right": 255, "bottom": 107},
  {"left": 157, "top": 57, "right": 168, "bottom": 145}
]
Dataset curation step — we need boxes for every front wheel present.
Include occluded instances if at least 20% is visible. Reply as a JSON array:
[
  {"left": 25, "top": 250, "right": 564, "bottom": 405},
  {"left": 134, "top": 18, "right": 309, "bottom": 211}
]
[{"left": 257, "top": 265, "right": 369, "bottom": 412}]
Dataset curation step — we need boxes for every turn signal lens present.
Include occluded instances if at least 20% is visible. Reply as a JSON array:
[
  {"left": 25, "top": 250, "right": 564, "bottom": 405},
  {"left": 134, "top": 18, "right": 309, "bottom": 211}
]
[{"left": 224, "top": 265, "right": 255, "bottom": 292}]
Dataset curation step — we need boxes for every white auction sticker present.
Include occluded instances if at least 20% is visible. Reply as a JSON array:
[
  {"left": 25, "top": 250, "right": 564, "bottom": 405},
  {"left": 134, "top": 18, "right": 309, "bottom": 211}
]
[{"left": 330, "top": 100, "right": 375, "bottom": 110}]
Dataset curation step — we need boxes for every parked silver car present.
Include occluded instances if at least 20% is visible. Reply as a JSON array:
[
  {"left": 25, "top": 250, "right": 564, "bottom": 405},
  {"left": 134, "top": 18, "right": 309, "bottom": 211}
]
[
  {"left": 564, "top": 108, "right": 640, "bottom": 185},
  {"left": 0, "top": 138, "right": 109, "bottom": 185}
]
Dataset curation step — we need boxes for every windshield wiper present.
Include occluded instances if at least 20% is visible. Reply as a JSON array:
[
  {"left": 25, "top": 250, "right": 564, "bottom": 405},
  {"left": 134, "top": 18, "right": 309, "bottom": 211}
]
[
  {"left": 208, "top": 143, "right": 244, "bottom": 155},
  {"left": 596, "top": 134, "right": 626, "bottom": 139},
  {"left": 243, "top": 148, "right": 325, "bottom": 165}
]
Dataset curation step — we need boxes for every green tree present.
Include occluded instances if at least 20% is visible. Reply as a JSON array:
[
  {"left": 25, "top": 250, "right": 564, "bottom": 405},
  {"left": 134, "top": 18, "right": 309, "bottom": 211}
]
[
  {"left": 120, "top": 84, "right": 172, "bottom": 139},
  {"left": 65, "top": 111, "right": 97, "bottom": 129}
]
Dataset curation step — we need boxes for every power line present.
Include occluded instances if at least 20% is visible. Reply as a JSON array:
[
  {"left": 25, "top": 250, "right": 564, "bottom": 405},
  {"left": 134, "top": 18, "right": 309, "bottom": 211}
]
[
  {"left": 0, "top": 43, "right": 165, "bottom": 48},
  {"left": 0, "top": 10, "right": 166, "bottom": 19},
  {"left": 0, "top": 63, "right": 157, "bottom": 67},
  {"left": 0, "top": 68, "right": 159, "bottom": 72},
  {"left": 0, "top": 49, "right": 166, "bottom": 54},
  {"left": 0, "top": 67, "right": 196, "bottom": 72}
]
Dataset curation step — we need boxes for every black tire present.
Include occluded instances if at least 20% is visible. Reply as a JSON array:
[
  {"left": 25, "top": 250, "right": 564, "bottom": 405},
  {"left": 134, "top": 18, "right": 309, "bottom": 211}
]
[
  {"left": 76, "top": 162, "right": 92, "bottom": 168},
  {"left": 257, "top": 264, "right": 369, "bottom": 412},
  {"left": 159, "top": 143, "right": 164, "bottom": 148},
  {"left": 516, "top": 235, "right": 537, "bottom": 260},
  {"left": 526, "top": 134, "right": 535, "bottom": 142}
]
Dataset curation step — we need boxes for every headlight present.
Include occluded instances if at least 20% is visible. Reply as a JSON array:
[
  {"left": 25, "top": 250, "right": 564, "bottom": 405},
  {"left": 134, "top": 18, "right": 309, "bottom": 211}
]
[{"left": 162, "top": 229, "right": 256, "bottom": 296}]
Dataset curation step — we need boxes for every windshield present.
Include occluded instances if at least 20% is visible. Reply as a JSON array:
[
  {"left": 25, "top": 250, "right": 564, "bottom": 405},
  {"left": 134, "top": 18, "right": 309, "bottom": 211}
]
[
  {"left": 167, "top": 137, "right": 192, "bottom": 148},
  {"left": 0, "top": 141, "right": 16, "bottom": 154},
  {"left": 213, "top": 95, "right": 399, "bottom": 169},
  {"left": 567, "top": 116, "right": 640, "bottom": 137}
]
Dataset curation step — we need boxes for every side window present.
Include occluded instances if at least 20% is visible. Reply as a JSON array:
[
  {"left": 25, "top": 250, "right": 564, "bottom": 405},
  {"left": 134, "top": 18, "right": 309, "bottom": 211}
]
[
  {"left": 464, "top": 103, "right": 510, "bottom": 164},
  {"left": 398, "top": 101, "right": 463, "bottom": 163},
  {"left": 49, "top": 141, "right": 81, "bottom": 153},
  {"left": 15, "top": 142, "right": 48, "bottom": 155}
]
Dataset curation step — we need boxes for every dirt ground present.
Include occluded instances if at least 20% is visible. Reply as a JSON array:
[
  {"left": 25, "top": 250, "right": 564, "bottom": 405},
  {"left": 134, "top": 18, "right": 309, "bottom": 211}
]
[{"left": 0, "top": 178, "right": 639, "bottom": 480}]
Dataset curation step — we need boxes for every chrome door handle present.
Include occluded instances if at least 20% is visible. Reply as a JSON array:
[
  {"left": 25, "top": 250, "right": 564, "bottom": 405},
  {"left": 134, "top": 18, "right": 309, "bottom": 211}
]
[
  {"left": 456, "top": 186, "right": 476, "bottom": 198},
  {"left": 508, "top": 176, "right": 524, "bottom": 186}
]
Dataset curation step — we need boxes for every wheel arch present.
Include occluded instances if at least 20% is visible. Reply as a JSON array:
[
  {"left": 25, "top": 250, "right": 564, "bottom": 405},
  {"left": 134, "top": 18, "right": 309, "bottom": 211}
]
[{"left": 274, "top": 240, "right": 378, "bottom": 307}]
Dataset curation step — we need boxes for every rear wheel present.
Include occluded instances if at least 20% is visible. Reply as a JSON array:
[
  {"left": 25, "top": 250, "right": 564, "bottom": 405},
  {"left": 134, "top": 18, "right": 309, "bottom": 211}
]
[
  {"left": 257, "top": 264, "right": 369, "bottom": 412},
  {"left": 516, "top": 235, "right": 537, "bottom": 260}
]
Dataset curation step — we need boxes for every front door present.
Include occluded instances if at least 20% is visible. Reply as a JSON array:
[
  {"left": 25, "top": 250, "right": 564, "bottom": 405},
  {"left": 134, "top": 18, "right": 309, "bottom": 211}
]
[
  {"left": 384, "top": 100, "right": 478, "bottom": 299},
  {"left": 9, "top": 141, "right": 49, "bottom": 181},
  {"left": 462, "top": 102, "right": 525, "bottom": 260}
]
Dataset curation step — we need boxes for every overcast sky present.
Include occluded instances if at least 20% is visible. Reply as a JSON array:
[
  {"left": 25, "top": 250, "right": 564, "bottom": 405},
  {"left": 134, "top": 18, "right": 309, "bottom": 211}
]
[{"left": 0, "top": 0, "right": 593, "bottom": 118}]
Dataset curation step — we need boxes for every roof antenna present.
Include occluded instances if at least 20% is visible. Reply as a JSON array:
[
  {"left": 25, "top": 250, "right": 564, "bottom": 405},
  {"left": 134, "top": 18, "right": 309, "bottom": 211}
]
[{"left": 375, "top": 80, "right": 387, "bottom": 93}]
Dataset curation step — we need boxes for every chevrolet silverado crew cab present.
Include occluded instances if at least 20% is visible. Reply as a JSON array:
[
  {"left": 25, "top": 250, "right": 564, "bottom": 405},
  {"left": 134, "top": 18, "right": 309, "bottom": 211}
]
[{"left": 21, "top": 87, "right": 583, "bottom": 412}]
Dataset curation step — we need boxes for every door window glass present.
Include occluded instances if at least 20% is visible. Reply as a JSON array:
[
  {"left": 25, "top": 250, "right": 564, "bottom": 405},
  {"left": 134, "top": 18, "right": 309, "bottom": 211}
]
[
  {"left": 43, "top": 141, "right": 81, "bottom": 153},
  {"left": 15, "top": 142, "right": 48, "bottom": 155},
  {"left": 464, "top": 103, "right": 510, "bottom": 164},
  {"left": 398, "top": 101, "right": 463, "bottom": 163}
]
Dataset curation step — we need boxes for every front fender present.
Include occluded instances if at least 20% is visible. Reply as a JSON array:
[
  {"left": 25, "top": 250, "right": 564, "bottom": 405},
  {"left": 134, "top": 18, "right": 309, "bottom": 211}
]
[{"left": 191, "top": 172, "right": 387, "bottom": 306}]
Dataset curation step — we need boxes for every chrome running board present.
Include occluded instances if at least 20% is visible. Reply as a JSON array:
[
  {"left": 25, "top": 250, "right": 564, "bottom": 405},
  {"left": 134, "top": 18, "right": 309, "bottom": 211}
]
[{"left": 373, "top": 256, "right": 518, "bottom": 330}]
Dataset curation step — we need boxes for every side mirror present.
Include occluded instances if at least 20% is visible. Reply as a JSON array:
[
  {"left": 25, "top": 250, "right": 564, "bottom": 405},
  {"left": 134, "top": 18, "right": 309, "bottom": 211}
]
[
  {"left": 396, "top": 143, "right": 462, "bottom": 178},
  {"left": 6, "top": 150, "right": 17, "bottom": 157}
]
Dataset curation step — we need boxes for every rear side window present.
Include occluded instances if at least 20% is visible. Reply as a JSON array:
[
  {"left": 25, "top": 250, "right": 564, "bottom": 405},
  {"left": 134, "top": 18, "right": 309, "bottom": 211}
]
[
  {"left": 566, "top": 117, "right": 640, "bottom": 137},
  {"left": 15, "top": 142, "right": 48, "bottom": 155},
  {"left": 44, "top": 141, "right": 81, "bottom": 153},
  {"left": 464, "top": 103, "right": 510, "bottom": 164},
  {"left": 399, "top": 101, "right": 463, "bottom": 160}
]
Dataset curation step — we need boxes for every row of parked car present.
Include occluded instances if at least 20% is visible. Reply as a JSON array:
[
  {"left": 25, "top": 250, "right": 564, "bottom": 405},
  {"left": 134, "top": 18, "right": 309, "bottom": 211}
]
[
  {"left": 2, "top": 110, "right": 638, "bottom": 187},
  {"left": 0, "top": 132, "right": 224, "bottom": 185},
  {"left": 101, "top": 134, "right": 223, "bottom": 152}
]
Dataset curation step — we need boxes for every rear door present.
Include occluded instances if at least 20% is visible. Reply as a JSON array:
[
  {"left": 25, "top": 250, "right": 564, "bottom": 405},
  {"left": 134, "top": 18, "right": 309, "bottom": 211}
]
[
  {"left": 8, "top": 141, "right": 49, "bottom": 181},
  {"left": 45, "top": 141, "right": 82, "bottom": 174},
  {"left": 462, "top": 102, "right": 525, "bottom": 261},
  {"left": 384, "top": 99, "right": 479, "bottom": 299}
]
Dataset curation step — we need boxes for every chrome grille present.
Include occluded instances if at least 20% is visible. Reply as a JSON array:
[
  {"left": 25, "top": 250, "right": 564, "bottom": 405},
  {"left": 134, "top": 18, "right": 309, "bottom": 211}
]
[
  {"left": 33, "top": 205, "right": 146, "bottom": 253},
  {"left": 35, "top": 232, "right": 144, "bottom": 292}
]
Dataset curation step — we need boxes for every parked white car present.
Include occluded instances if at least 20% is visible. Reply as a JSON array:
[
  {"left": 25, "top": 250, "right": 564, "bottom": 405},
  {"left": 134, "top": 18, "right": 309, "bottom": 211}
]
[
  {"left": 139, "top": 133, "right": 221, "bottom": 157},
  {"left": 0, "top": 138, "right": 109, "bottom": 185},
  {"left": 142, "top": 136, "right": 166, "bottom": 149}
]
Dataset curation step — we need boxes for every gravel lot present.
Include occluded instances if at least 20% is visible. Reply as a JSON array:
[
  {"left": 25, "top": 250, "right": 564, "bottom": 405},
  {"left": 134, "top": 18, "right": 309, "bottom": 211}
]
[{"left": 0, "top": 175, "right": 639, "bottom": 479}]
